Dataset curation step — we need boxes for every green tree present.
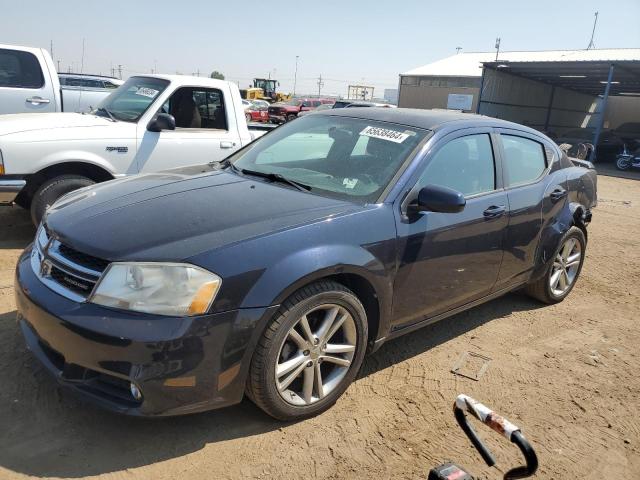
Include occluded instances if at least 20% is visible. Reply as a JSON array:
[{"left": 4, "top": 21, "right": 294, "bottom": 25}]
[{"left": 210, "top": 71, "right": 225, "bottom": 80}]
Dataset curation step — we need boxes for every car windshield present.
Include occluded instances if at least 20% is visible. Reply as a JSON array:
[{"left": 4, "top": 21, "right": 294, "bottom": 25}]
[
  {"left": 93, "top": 76, "right": 170, "bottom": 122},
  {"left": 284, "top": 99, "right": 302, "bottom": 106},
  {"left": 229, "top": 115, "right": 429, "bottom": 203}
]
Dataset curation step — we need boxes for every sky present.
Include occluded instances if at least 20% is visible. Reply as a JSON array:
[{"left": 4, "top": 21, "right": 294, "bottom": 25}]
[{"left": 2, "top": 0, "right": 639, "bottom": 97}]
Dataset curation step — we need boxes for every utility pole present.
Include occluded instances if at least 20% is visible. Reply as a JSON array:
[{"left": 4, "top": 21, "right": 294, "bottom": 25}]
[
  {"left": 587, "top": 11, "right": 599, "bottom": 49},
  {"left": 494, "top": 37, "right": 501, "bottom": 61},
  {"left": 317, "top": 74, "right": 324, "bottom": 97},
  {"left": 293, "top": 55, "right": 299, "bottom": 96},
  {"left": 57, "top": 60, "right": 61, "bottom": 72},
  {"left": 117, "top": 64, "right": 123, "bottom": 79},
  {"left": 50, "top": 40, "right": 53, "bottom": 59}
]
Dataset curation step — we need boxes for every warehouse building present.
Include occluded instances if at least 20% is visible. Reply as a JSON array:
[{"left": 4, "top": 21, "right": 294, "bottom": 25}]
[{"left": 399, "top": 49, "right": 640, "bottom": 162}]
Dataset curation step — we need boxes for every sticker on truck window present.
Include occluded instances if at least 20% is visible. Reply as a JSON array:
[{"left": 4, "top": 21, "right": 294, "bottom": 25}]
[
  {"left": 360, "top": 126, "right": 410, "bottom": 143},
  {"left": 135, "top": 87, "right": 159, "bottom": 98}
]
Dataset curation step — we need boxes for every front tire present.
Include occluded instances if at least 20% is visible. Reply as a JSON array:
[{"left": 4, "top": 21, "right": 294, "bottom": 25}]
[
  {"left": 247, "top": 281, "right": 368, "bottom": 421},
  {"left": 286, "top": 114, "right": 297, "bottom": 122},
  {"left": 525, "top": 226, "right": 586, "bottom": 304},
  {"left": 30, "top": 175, "right": 95, "bottom": 226},
  {"left": 616, "top": 156, "right": 632, "bottom": 170}
]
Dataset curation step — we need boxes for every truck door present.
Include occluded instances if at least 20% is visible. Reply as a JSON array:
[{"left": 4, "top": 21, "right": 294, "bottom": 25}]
[
  {"left": 0, "top": 47, "right": 57, "bottom": 114},
  {"left": 136, "top": 86, "right": 242, "bottom": 172}
]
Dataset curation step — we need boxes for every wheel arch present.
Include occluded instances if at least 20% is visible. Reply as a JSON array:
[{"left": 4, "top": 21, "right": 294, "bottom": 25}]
[{"left": 16, "top": 161, "right": 115, "bottom": 204}]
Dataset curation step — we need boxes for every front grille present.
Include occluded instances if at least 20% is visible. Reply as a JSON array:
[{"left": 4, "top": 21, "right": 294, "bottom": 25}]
[
  {"left": 50, "top": 265, "right": 96, "bottom": 295},
  {"left": 57, "top": 243, "right": 110, "bottom": 272},
  {"left": 33, "top": 225, "right": 109, "bottom": 301}
]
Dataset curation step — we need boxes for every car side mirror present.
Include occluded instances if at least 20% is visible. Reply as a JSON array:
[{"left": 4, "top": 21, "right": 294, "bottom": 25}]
[
  {"left": 413, "top": 184, "right": 466, "bottom": 213},
  {"left": 147, "top": 113, "right": 176, "bottom": 132}
]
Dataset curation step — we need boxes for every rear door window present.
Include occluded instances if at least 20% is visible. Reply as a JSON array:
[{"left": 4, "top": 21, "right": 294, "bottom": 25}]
[
  {"left": 0, "top": 48, "right": 44, "bottom": 89},
  {"left": 501, "top": 135, "right": 547, "bottom": 187}
]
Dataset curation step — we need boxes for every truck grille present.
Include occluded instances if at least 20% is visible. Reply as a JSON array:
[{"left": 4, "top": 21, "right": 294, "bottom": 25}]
[{"left": 31, "top": 225, "right": 109, "bottom": 302}]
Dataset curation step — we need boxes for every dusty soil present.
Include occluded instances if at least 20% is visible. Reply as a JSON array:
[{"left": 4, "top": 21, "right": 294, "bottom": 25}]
[{"left": 0, "top": 175, "right": 638, "bottom": 480}]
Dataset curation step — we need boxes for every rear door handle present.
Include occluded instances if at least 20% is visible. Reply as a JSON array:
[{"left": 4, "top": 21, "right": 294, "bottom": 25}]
[
  {"left": 220, "top": 141, "right": 235, "bottom": 149},
  {"left": 483, "top": 205, "right": 506, "bottom": 218},
  {"left": 550, "top": 188, "right": 568, "bottom": 202}
]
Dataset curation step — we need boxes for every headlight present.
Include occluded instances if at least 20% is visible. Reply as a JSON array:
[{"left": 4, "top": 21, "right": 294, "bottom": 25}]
[{"left": 89, "top": 263, "right": 221, "bottom": 316}]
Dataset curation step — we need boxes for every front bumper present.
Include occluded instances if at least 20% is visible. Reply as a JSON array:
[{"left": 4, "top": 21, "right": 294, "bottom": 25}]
[
  {"left": 0, "top": 178, "right": 26, "bottom": 204},
  {"left": 15, "top": 248, "right": 278, "bottom": 416}
]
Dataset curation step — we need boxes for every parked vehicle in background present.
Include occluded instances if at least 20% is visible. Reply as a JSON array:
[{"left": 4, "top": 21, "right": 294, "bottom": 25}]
[
  {"left": 242, "top": 99, "right": 268, "bottom": 123},
  {"left": 58, "top": 73, "right": 123, "bottom": 113},
  {"left": 15, "top": 109, "right": 596, "bottom": 421},
  {"left": 616, "top": 145, "right": 640, "bottom": 171},
  {"left": 332, "top": 100, "right": 396, "bottom": 109},
  {"left": 268, "top": 98, "right": 334, "bottom": 123},
  {"left": 0, "top": 75, "right": 269, "bottom": 224},
  {"left": 250, "top": 99, "right": 270, "bottom": 110},
  {"left": 0, "top": 44, "right": 118, "bottom": 115},
  {"left": 298, "top": 103, "right": 334, "bottom": 117}
]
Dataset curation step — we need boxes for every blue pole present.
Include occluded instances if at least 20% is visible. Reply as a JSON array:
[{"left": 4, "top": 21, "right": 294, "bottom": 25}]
[{"left": 589, "top": 64, "right": 614, "bottom": 163}]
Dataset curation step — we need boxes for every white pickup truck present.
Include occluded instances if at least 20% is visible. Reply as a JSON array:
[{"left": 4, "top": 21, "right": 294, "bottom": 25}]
[
  {"left": 0, "top": 74, "right": 271, "bottom": 224},
  {"left": 0, "top": 44, "right": 119, "bottom": 115}
]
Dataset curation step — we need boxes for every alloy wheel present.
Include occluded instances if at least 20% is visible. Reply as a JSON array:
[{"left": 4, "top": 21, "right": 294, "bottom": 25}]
[
  {"left": 549, "top": 237, "right": 582, "bottom": 296},
  {"left": 274, "top": 304, "right": 357, "bottom": 406}
]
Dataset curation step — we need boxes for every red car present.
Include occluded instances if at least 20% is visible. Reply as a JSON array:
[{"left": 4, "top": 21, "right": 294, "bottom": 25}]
[
  {"left": 268, "top": 98, "right": 335, "bottom": 123},
  {"left": 242, "top": 100, "right": 269, "bottom": 123}
]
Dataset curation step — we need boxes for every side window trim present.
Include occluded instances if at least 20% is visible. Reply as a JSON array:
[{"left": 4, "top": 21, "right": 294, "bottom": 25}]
[{"left": 495, "top": 129, "right": 550, "bottom": 189}]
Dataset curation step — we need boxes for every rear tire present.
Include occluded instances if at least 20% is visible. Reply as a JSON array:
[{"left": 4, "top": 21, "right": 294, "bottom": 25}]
[
  {"left": 616, "top": 156, "right": 632, "bottom": 170},
  {"left": 247, "top": 281, "right": 368, "bottom": 421},
  {"left": 286, "top": 114, "right": 297, "bottom": 122},
  {"left": 30, "top": 175, "right": 95, "bottom": 226},
  {"left": 525, "top": 226, "right": 586, "bottom": 304},
  {"left": 245, "top": 112, "right": 252, "bottom": 123}
]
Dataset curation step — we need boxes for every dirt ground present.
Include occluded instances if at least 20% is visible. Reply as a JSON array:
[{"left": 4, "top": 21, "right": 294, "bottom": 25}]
[{"left": 0, "top": 175, "right": 638, "bottom": 480}]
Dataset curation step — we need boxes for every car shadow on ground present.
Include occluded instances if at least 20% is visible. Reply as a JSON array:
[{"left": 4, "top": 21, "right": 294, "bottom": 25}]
[
  {"left": 0, "top": 290, "right": 545, "bottom": 478},
  {"left": 0, "top": 206, "right": 34, "bottom": 250}
]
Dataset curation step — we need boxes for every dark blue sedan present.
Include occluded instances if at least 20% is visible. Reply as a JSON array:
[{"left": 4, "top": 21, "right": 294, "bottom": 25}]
[{"left": 15, "top": 108, "right": 597, "bottom": 420}]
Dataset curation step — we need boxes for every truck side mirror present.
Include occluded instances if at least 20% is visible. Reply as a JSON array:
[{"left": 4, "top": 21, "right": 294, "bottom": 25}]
[{"left": 147, "top": 113, "right": 176, "bottom": 132}]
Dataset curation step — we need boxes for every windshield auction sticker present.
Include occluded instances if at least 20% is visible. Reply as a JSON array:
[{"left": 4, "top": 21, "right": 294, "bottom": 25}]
[
  {"left": 360, "top": 126, "right": 410, "bottom": 143},
  {"left": 135, "top": 87, "right": 159, "bottom": 98}
]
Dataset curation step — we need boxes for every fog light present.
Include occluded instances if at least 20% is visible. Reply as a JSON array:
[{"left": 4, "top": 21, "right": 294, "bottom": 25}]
[{"left": 130, "top": 382, "right": 142, "bottom": 401}]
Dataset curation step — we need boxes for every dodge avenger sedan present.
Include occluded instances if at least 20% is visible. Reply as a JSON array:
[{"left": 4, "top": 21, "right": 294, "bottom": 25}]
[{"left": 15, "top": 108, "right": 597, "bottom": 420}]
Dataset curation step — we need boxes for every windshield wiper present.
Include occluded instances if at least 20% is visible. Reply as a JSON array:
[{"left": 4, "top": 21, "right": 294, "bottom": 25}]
[
  {"left": 95, "top": 107, "right": 117, "bottom": 122},
  {"left": 240, "top": 168, "right": 312, "bottom": 192}
]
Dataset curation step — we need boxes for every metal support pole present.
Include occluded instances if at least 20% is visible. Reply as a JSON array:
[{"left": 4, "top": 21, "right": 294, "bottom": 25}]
[
  {"left": 293, "top": 56, "right": 299, "bottom": 97},
  {"left": 544, "top": 86, "right": 556, "bottom": 132},
  {"left": 589, "top": 64, "right": 614, "bottom": 163},
  {"left": 476, "top": 67, "right": 486, "bottom": 114}
]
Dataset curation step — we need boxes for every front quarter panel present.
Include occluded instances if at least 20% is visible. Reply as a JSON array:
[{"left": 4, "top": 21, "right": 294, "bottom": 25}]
[{"left": 186, "top": 205, "right": 398, "bottom": 339}]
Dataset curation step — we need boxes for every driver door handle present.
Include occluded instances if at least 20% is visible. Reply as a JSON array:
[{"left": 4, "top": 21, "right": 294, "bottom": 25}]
[
  {"left": 550, "top": 187, "right": 568, "bottom": 202},
  {"left": 220, "top": 141, "right": 235, "bottom": 149},
  {"left": 483, "top": 205, "right": 506, "bottom": 219},
  {"left": 26, "top": 96, "right": 50, "bottom": 105}
]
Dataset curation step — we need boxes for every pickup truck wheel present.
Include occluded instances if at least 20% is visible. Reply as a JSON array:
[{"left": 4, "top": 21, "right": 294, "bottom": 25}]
[
  {"left": 525, "top": 226, "right": 586, "bottom": 304},
  {"left": 247, "top": 280, "right": 368, "bottom": 421},
  {"left": 286, "top": 114, "right": 297, "bottom": 122},
  {"left": 30, "top": 175, "right": 95, "bottom": 226}
]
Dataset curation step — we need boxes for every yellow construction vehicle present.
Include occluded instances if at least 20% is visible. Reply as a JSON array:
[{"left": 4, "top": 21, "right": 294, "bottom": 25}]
[{"left": 252, "top": 78, "right": 291, "bottom": 103}]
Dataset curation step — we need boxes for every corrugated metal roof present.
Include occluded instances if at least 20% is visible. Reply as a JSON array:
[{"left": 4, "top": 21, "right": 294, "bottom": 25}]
[{"left": 402, "top": 49, "right": 640, "bottom": 77}]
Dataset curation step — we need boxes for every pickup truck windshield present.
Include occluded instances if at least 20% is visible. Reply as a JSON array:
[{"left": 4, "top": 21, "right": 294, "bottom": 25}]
[
  {"left": 229, "top": 115, "right": 429, "bottom": 203},
  {"left": 94, "top": 76, "right": 169, "bottom": 122}
]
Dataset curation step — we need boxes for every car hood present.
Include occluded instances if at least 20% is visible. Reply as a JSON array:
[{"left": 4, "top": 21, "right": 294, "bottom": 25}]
[
  {"left": 0, "top": 112, "right": 114, "bottom": 137},
  {"left": 44, "top": 168, "right": 359, "bottom": 262}
]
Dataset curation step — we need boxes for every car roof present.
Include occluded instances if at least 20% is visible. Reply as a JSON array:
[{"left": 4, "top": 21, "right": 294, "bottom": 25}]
[{"left": 315, "top": 107, "right": 543, "bottom": 134}]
